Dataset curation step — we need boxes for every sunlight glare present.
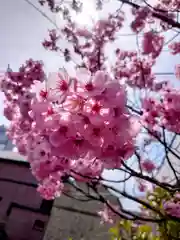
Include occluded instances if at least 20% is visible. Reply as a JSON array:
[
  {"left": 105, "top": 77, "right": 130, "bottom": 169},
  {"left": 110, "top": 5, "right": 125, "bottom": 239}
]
[{"left": 72, "top": 1, "right": 98, "bottom": 26}]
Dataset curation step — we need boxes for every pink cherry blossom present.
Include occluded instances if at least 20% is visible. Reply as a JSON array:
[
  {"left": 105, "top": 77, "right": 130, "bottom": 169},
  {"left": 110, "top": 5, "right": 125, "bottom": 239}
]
[
  {"left": 158, "top": 0, "right": 180, "bottom": 11},
  {"left": 2, "top": 61, "right": 138, "bottom": 199},
  {"left": 62, "top": 94, "right": 84, "bottom": 113},
  {"left": 47, "top": 70, "right": 71, "bottom": 103},
  {"left": 169, "top": 41, "right": 180, "bottom": 55},
  {"left": 142, "top": 31, "right": 164, "bottom": 58},
  {"left": 32, "top": 140, "right": 51, "bottom": 162},
  {"left": 174, "top": 192, "right": 180, "bottom": 200},
  {"left": 114, "top": 52, "right": 156, "bottom": 90},
  {"left": 16, "top": 139, "right": 27, "bottom": 155},
  {"left": 49, "top": 126, "right": 69, "bottom": 147},
  {"left": 163, "top": 197, "right": 180, "bottom": 218},
  {"left": 131, "top": 7, "right": 152, "bottom": 33},
  {"left": 175, "top": 64, "right": 180, "bottom": 80},
  {"left": 1, "top": 0, "right": 180, "bottom": 221},
  {"left": 37, "top": 174, "right": 64, "bottom": 200},
  {"left": 98, "top": 204, "right": 119, "bottom": 224},
  {"left": 138, "top": 182, "right": 147, "bottom": 192},
  {"left": 129, "top": 116, "right": 141, "bottom": 137},
  {"left": 75, "top": 68, "right": 107, "bottom": 97},
  {"left": 42, "top": 29, "right": 59, "bottom": 51},
  {"left": 75, "top": 28, "right": 92, "bottom": 38},
  {"left": 141, "top": 160, "right": 156, "bottom": 173},
  {"left": 3, "top": 103, "right": 17, "bottom": 121}
]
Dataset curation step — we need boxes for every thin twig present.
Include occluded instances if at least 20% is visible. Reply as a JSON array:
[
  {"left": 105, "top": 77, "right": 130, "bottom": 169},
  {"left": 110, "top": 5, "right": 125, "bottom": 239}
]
[
  {"left": 118, "top": 0, "right": 180, "bottom": 29},
  {"left": 121, "top": 161, "right": 175, "bottom": 191},
  {"left": 162, "top": 127, "right": 179, "bottom": 183},
  {"left": 90, "top": 184, "right": 165, "bottom": 222}
]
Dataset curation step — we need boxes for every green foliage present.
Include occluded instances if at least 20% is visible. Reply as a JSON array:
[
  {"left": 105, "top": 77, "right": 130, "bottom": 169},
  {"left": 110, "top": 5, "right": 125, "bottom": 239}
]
[
  {"left": 109, "top": 187, "right": 180, "bottom": 240},
  {"left": 109, "top": 220, "right": 134, "bottom": 240},
  {"left": 109, "top": 221, "right": 160, "bottom": 240},
  {"left": 68, "top": 187, "right": 180, "bottom": 240},
  {"left": 109, "top": 223, "right": 121, "bottom": 240},
  {"left": 146, "top": 187, "right": 171, "bottom": 211}
]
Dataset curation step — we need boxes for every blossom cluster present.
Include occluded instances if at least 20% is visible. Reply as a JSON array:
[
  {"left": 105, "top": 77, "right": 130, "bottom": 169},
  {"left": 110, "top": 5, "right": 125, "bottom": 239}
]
[
  {"left": 43, "top": 11, "right": 124, "bottom": 72},
  {"left": 175, "top": 64, "right": 180, "bottom": 80},
  {"left": 113, "top": 29, "right": 165, "bottom": 89},
  {"left": 98, "top": 203, "right": 119, "bottom": 224},
  {"left": 114, "top": 50, "right": 158, "bottom": 89},
  {"left": 131, "top": 4, "right": 176, "bottom": 32},
  {"left": 1, "top": 0, "right": 179, "bottom": 226},
  {"left": 131, "top": 6, "right": 152, "bottom": 33},
  {"left": 141, "top": 159, "right": 156, "bottom": 173},
  {"left": 42, "top": 29, "right": 59, "bottom": 52},
  {"left": 142, "top": 31, "right": 164, "bottom": 59},
  {"left": 1, "top": 61, "right": 139, "bottom": 199},
  {"left": 163, "top": 193, "right": 180, "bottom": 218},
  {"left": 158, "top": 0, "right": 180, "bottom": 11},
  {"left": 142, "top": 88, "right": 180, "bottom": 134},
  {"left": 39, "top": 0, "right": 57, "bottom": 12},
  {"left": 169, "top": 41, "right": 180, "bottom": 55}
]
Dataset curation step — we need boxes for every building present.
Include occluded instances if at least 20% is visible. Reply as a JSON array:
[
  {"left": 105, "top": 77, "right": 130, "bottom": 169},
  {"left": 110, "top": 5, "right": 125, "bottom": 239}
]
[
  {"left": 0, "top": 152, "right": 117, "bottom": 240},
  {"left": 0, "top": 125, "right": 14, "bottom": 151},
  {"left": 43, "top": 183, "right": 117, "bottom": 240},
  {"left": 0, "top": 155, "right": 53, "bottom": 240},
  {"left": 0, "top": 125, "right": 117, "bottom": 239}
]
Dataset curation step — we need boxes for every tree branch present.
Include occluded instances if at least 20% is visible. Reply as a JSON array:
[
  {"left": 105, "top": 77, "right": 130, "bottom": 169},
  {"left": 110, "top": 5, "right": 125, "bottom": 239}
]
[
  {"left": 162, "top": 127, "right": 179, "bottom": 183},
  {"left": 118, "top": 0, "right": 180, "bottom": 29},
  {"left": 90, "top": 184, "right": 165, "bottom": 223},
  {"left": 121, "top": 162, "right": 176, "bottom": 191}
]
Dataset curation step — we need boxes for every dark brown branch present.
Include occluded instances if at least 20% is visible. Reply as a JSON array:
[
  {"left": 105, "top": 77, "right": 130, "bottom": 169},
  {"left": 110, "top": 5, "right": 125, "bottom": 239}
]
[
  {"left": 103, "top": 185, "right": 180, "bottom": 223},
  {"left": 71, "top": 169, "right": 132, "bottom": 183},
  {"left": 135, "top": 151, "right": 143, "bottom": 174},
  {"left": 162, "top": 127, "right": 179, "bottom": 183},
  {"left": 90, "top": 184, "right": 165, "bottom": 223},
  {"left": 145, "top": 126, "right": 180, "bottom": 161},
  {"left": 126, "top": 105, "right": 180, "bottom": 161},
  {"left": 62, "top": 190, "right": 94, "bottom": 202},
  {"left": 121, "top": 162, "right": 175, "bottom": 191},
  {"left": 143, "top": 0, "right": 180, "bottom": 13},
  {"left": 118, "top": 0, "right": 180, "bottom": 29},
  {"left": 67, "top": 180, "right": 99, "bottom": 201},
  {"left": 103, "top": 184, "right": 164, "bottom": 217},
  {"left": 127, "top": 104, "right": 143, "bottom": 115}
]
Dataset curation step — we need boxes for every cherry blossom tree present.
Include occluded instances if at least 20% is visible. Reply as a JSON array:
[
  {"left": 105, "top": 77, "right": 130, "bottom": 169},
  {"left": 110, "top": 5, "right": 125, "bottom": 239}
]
[{"left": 1, "top": 0, "right": 180, "bottom": 238}]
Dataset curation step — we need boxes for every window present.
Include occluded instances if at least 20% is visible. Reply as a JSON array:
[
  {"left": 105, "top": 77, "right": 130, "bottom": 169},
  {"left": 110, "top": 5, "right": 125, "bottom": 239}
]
[
  {"left": 0, "top": 221, "right": 8, "bottom": 240},
  {"left": 40, "top": 199, "right": 53, "bottom": 215},
  {"left": 32, "top": 220, "right": 45, "bottom": 232},
  {"left": 0, "top": 230, "right": 8, "bottom": 240}
]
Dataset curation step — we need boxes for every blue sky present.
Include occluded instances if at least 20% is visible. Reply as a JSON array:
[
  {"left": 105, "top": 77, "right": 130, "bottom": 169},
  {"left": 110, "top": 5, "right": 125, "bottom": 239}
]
[{"left": 0, "top": 0, "right": 179, "bottom": 211}]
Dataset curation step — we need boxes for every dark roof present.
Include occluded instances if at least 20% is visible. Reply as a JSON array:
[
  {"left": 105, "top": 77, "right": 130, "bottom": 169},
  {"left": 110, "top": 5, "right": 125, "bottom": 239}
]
[{"left": 0, "top": 151, "right": 29, "bottom": 167}]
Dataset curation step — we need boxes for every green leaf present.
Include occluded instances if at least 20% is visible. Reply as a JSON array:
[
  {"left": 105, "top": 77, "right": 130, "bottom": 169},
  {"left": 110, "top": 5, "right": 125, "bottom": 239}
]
[
  {"left": 123, "top": 220, "right": 132, "bottom": 233},
  {"left": 151, "top": 236, "right": 160, "bottom": 240},
  {"left": 109, "top": 226, "right": 119, "bottom": 236},
  {"left": 110, "top": 236, "right": 121, "bottom": 240},
  {"left": 138, "top": 225, "right": 152, "bottom": 234}
]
